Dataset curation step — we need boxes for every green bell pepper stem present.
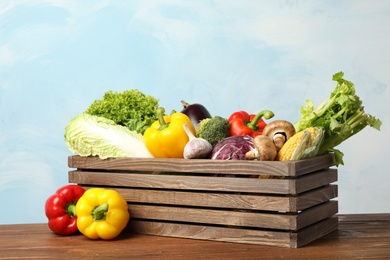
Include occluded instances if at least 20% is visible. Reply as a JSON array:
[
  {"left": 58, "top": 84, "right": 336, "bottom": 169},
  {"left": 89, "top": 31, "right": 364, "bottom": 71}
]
[
  {"left": 92, "top": 203, "right": 109, "bottom": 221},
  {"left": 65, "top": 202, "right": 77, "bottom": 218},
  {"left": 157, "top": 107, "right": 170, "bottom": 131},
  {"left": 247, "top": 110, "right": 274, "bottom": 130}
]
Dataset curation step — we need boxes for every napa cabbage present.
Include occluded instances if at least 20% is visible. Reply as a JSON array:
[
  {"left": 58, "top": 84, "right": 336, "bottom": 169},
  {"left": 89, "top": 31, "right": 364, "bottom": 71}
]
[{"left": 64, "top": 113, "right": 153, "bottom": 159}]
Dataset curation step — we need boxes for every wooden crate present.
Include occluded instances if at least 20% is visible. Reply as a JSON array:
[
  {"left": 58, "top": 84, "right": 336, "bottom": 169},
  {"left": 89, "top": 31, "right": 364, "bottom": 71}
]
[{"left": 68, "top": 153, "right": 338, "bottom": 248}]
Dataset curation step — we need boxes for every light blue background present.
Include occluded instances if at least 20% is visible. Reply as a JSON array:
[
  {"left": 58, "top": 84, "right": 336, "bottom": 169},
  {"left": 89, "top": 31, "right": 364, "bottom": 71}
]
[{"left": 1, "top": 1, "right": 388, "bottom": 224}]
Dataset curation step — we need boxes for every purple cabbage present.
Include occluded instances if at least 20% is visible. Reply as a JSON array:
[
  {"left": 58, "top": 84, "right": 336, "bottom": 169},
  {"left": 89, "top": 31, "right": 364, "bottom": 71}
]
[{"left": 210, "top": 135, "right": 254, "bottom": 160}]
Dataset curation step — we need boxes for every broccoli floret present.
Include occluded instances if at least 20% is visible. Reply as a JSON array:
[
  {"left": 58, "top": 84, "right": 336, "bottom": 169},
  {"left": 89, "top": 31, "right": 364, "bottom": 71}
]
[{"left": 196, "top": 116, "right": 230, "bottom": 147}]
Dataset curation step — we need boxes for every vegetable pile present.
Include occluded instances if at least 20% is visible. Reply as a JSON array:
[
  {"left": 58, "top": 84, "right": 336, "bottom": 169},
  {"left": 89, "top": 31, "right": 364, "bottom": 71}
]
[{"left": 64, "top": 72, "right": 381, "bottom": 166}]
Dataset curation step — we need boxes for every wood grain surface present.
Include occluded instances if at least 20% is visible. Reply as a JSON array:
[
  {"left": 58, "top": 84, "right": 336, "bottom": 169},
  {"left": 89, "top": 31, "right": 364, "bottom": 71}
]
[
  {"left": 111, "top": 184, "right": 338, "bottom": 212},
  {"left": 1, "top": 214, "right": 389, "bottom": 259},
  {"left": 68, "top": 153, "right": 334, "bottom": 177}
]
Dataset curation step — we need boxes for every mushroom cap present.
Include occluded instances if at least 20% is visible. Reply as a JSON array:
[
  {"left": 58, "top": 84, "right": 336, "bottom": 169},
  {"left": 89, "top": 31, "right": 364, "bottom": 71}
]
[
  {"left": 252, "top": 135, "right": 277, "bottom": 161},
  {"left": 262, "top": 120, "right": 296, "bottom": 138},
  {"left": 262, "top": 120, "right": 296, "bottom": 150}
]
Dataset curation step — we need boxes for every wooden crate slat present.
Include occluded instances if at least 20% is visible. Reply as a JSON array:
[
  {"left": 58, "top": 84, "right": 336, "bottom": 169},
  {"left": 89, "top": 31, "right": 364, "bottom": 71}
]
[
  {"left": 129, "top": 220, "right": 293, "bottom": 247},
  {"left": 111, "top": 185, "right": 337, "bottom": 212},
  {"left": 68, "top": 153, "right": 334, "bottom": 177},
  {"left": 294, "top": 169, "right": 338, "bottom": 194},
  {"left": 296, "top": 201, "right": 338, "bottom": 230},
  {"left": 69, "top": 168, "right": 336, "bottom": 195},
  {"left": 294, "top": 216, "right": 339, "bottom": 248},
  {"left": 127, "top": 201, "right": 338, "bottom": 231},
  {"left": 292, "top": 154, "right": 335, "bottom": 176},
  {"left": 295, "top": 185, "right": 338, "bottom": 211},
  {"left": 129, "top": 204, "right": 294, "bottom": 230},
  {"left": 69, "top": 170, "right": 291, "bottom": 194},
  {"left": 117, "top": 187, "right": 290, "bottom": 211},
  {"left": 128, "top": 216, "right": 338, "bottom": 248}
]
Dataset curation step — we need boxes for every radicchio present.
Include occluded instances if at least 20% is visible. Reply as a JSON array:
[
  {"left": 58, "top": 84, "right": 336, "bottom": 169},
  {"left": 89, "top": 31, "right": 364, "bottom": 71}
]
[{"left": 210, "top": 135, "right": 254, "bottom": 160}]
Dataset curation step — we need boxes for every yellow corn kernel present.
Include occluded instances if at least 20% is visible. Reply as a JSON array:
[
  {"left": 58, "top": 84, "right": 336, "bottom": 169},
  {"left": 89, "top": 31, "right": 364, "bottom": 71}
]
[
  {"left": 307, "top": 127, "right": 319, "bottom": 141},
  {"left": 300, "top": 127, "right": 324, "bottom": 159},
  {"left": 276, "top": 127, "right": 321, "bottom": 161},
  {"left": 277, "top": 130, "right": 309, "bottom": 161}
]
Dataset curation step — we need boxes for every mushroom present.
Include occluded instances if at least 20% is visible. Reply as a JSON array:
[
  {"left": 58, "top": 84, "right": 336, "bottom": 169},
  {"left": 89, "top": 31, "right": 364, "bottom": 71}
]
[
  {"left": 245, "top": 135, "right": 277, "bottom": 161},
  {"left": 262, "top": 120, "right": 296, "bottom": 151}
]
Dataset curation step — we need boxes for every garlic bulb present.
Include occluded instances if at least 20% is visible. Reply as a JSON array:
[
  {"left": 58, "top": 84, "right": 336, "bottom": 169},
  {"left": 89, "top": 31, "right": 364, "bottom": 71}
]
[{"left": 182, "top": 124, "right": 213, "bottom": 159}]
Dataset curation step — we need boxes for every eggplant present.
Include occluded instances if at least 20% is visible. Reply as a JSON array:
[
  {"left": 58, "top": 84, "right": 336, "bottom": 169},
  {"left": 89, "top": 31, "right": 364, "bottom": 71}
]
[{"left": 180, "top": 100, "right": 212, "bottom": 128}]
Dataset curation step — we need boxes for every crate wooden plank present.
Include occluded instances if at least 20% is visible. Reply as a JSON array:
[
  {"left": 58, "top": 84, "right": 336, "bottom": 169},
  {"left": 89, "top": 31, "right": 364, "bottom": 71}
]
[
  {"left": 295, "top": 168, "right": 338, "bottom": 194},
  {"left": 127, "top": 201, "right": 338, "bottom": 231},
  {"left": 69, "top": 168, "right": 337, "bottom": 195},
  {"left": 295, "top": 185, "right": 338, "bottom": 211},
  {"left": 294, "top": 216, "right": 339, "bottom": 248},
  {"left": 128, "top": 216, "right": 339, "bottom": 248},
  {"left": 70, "top": 170, "right": 290, "bottom": 193},
  {"left": 68, "top": 153, "right": 334, "bottom": 177},
  {"left": 292, "top": 154, "right": 335, "bottom": 176},
  {"left": 109, "top": 185, "right": 337, "bottom": 212},
  {"left": 296, "top": 201, "right": 338, "bottom": 230},
  {"left": 129, "top": 220, "right": 293, "bottom": 247}
]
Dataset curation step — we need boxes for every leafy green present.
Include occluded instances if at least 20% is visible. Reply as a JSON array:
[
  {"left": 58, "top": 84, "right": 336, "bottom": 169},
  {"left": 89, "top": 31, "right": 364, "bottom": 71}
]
[
  {"left": 64, "top": 113, "right": 153, "bottom": 159},
  {"left": 294, "top": 71, "right": 382, "bottom": 166},
  {"left": 85, "top": 89, "right": 159, "bottom": 134}
]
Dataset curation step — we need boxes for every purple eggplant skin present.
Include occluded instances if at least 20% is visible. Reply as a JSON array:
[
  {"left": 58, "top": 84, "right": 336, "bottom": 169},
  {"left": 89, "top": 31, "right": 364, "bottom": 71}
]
[{"left": 180, "top": 100, "right": 212, "bottom": 128}]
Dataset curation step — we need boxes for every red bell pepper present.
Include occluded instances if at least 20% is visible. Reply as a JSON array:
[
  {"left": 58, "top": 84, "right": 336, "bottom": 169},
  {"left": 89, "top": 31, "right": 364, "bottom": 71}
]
[
  {"left": 45, "top": 184, "right": 86, "bottom": 235},
  {"left": 228, "top": 110, "right": 274, "bottom": 137}
]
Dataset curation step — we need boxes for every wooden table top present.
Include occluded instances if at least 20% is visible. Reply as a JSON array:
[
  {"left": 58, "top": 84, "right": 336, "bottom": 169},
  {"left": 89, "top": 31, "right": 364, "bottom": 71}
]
[{"left": 1, "top": 214, "right": 389, "bottom": 259}]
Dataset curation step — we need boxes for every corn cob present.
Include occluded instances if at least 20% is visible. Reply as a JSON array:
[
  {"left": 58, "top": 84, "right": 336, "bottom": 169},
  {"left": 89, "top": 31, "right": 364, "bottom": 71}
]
[
  {"left": 300, "top": 127, "right": 324, "bottom": 159},
  {"left": 276, "top": 127, "right": 323, "bottom": 161}
]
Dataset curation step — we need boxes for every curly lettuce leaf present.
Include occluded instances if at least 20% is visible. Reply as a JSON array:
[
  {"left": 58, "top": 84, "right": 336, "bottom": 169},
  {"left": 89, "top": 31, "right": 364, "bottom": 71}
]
[
  {"left": 85, "top": 89, "right": 159, "bottom": 134},
  {"left": 65, "top": 113, "right": 153, "bottom": 159}
]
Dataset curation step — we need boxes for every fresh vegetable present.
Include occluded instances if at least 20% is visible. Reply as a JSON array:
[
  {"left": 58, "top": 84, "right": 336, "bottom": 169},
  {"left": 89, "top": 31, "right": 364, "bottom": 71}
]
[
  {"left": 277, "top": 127, "right": 324, "bottom": 161},
  {"left": 44, "top": 184, "right": 86, "bottom": 235},
  {"left": 262, "top": 120, "right": 296, "bottom": 151},
  {"left": 228, "top": 110, "right": 274, "bottom": 137},
  {"left": 183, "top": 124, "right": 213, "bottom": 159},
  {"left": 210, "top": 135, "right": 255, "bottom": 160},
  {"left": 144, "top": 107, "right": 195, "bottom": 158},
  {"left": 245, "top": 135, "right": 277, "bottom": 161},
  {"left": 294, "top": 72, "right": 382, "bottom": 166},
  {"left": 196, "top": 116, "right": 230, "bottom": 147},
  {"left": 64, "top": 113, "right": 153, "bottom": 159},
  {"left": 181, "top": 100, "right": 212, "bottom": 128},
  {"left": 76, "top": 188, "right": 130, "bottom": 240},
  {"left": 85, "top": 89, "right": 159, "bottom": 134}
]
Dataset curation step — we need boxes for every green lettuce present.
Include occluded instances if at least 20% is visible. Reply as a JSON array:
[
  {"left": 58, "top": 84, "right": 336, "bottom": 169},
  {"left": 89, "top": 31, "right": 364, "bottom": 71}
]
[
  {"left": 85, "top": 89, "right": 159, "bottom": 134},
  {"left": 65, "top": 113, "right": 154, "bottom": 159},
  {"left": 294, "top": 71, "right": 382, "bottom": 166}
]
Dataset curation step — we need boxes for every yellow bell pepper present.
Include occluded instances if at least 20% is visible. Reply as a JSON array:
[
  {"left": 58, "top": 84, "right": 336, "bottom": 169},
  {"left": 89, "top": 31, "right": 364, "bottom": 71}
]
[
  {"left": 75, "top": 188, "right": 130, "bottom": 240},
  {"left": 144, "top": 107, "right": 195, "bottom": 158}
]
